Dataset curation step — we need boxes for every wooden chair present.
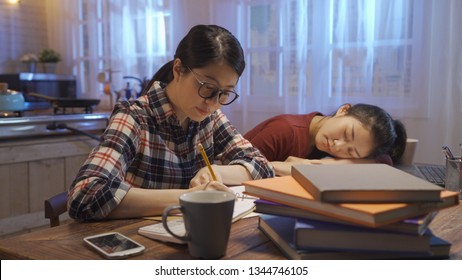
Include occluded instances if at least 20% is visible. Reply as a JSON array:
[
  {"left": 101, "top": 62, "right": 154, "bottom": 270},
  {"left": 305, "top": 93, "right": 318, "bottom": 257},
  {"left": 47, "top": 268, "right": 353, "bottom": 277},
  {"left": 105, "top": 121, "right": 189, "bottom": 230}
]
[{"left": 44, "top": 191, "right": 68, "bottom": 227}]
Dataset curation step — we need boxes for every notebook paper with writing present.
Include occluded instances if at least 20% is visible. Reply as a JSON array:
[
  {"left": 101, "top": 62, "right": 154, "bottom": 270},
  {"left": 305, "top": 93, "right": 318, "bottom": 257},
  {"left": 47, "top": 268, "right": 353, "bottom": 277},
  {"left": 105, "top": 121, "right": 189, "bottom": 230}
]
[
  {"left": 138, "top": 218, "right": 187, "bottom": 244},
  {"left": 243, "top": 176, "right": 458, "bottom": 227},
  {"left": 138, "top": 186, "right": 257, "bottom": 244},
  {"left": 291, "top": 164, "right": 443, "bottom": 203}
]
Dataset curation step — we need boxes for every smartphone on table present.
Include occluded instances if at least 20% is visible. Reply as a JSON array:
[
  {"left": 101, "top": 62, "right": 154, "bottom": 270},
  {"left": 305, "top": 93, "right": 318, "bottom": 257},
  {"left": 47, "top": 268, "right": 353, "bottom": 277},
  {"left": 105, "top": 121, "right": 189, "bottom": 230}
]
[{"left": 83, "top": 232, "right": 145, "bottom": 259}]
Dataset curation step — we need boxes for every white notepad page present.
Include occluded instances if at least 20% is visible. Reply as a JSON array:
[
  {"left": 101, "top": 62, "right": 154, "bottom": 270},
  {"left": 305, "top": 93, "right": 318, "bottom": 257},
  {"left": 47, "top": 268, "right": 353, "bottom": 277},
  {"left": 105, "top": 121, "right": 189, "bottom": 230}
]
[{"left": 138, "top": 186, "right": 258, "bottom": 244}]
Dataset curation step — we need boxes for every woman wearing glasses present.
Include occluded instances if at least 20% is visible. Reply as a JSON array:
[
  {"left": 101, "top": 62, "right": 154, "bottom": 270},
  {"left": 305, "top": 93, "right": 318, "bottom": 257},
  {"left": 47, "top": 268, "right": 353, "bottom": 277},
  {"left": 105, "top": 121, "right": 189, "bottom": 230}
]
[{"left": 68, "top": 25, "right": 274, "bottom": 220}]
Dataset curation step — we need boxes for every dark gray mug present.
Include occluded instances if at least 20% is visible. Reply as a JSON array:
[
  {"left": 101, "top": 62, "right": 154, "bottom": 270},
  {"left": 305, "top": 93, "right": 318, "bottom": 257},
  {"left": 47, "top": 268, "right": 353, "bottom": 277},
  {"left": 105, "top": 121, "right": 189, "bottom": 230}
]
[{"left": 162, "top": 190, "right": 235, "bottom": 259}]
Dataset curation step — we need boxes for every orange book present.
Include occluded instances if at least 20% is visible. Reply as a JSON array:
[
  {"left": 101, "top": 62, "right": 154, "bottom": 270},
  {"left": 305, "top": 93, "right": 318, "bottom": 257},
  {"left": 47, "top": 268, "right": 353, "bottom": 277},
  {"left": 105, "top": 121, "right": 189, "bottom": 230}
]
[{"left": 243, "top": 176, "right": 459, "bottom": 227}]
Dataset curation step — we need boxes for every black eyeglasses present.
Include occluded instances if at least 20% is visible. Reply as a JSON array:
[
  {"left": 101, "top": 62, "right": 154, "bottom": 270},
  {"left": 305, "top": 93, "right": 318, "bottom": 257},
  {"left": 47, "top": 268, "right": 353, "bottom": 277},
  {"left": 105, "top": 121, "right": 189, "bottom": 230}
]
[{"left": 187, "top": 67, "right": 239, "bottom": 105}]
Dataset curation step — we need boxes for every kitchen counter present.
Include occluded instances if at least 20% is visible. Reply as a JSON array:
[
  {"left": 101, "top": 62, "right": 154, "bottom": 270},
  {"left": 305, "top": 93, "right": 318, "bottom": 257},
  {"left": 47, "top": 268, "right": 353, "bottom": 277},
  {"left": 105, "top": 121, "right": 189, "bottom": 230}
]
[{"left": 0, "top": 112, "right": 110, "bottom": 140}]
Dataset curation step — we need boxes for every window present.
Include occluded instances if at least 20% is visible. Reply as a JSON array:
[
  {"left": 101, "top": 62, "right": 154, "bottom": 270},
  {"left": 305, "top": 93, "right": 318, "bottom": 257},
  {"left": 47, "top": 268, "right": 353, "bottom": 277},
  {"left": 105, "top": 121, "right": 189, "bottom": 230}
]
[
  {"left": 74, "top": 0, "right": 172, "bottom": 104},
  {"left": 216, "top": 0, "right": 430, "bottom": 132}
]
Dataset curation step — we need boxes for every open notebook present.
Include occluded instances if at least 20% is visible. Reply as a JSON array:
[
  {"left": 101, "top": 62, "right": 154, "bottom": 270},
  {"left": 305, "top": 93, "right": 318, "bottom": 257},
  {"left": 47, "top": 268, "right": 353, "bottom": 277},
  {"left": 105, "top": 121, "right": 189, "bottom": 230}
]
[{"left": 138, "top": 186, "right": 257, "bottom": 244}]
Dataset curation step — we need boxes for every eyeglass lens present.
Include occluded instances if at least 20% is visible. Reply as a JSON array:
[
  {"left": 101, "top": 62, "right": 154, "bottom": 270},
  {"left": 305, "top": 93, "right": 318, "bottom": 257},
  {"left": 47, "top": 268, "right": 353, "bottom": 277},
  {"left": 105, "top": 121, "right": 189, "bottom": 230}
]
[
  {"left": 198, "top": 83, "right": 237, "bottom": 105},
  {"left": 187, "top": 66, "right": 239, "bottom": 105}
]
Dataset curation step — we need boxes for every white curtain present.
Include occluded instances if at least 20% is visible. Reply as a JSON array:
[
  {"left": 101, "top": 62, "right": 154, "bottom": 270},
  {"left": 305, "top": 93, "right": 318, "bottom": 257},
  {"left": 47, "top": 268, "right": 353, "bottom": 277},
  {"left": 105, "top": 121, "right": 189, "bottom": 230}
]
[
  {"left": 403, "top": 0, "right": 462, "bottom": 164},
  {"left": 108, "top": 1, "right": 168, "bottom": 81}
]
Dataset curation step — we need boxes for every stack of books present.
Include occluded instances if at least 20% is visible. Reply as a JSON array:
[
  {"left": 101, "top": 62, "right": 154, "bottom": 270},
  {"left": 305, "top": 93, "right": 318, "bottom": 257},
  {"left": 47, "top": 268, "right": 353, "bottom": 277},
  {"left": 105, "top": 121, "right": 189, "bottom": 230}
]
[{"left": 243, "top": 164, "right": 460, "bottom": 260}]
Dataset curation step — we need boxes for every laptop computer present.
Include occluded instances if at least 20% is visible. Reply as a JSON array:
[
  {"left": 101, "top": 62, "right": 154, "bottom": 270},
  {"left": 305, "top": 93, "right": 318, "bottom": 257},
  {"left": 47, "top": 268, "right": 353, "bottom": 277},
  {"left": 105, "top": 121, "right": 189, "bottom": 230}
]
[{"left": 397, "top": 163, "right": 446, "bottom": 187}]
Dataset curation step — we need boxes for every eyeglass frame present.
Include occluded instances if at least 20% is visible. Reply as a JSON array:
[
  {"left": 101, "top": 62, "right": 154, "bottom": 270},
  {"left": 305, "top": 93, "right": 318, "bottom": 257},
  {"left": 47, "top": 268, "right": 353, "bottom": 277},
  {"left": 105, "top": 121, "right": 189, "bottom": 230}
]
[{"left": 186, "top": 66, "right": 239, "bottom": 105}]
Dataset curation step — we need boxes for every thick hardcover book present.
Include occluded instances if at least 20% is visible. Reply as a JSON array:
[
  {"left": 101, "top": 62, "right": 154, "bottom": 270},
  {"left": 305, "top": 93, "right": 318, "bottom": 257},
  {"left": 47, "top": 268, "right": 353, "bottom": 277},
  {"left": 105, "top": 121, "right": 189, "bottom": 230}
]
[
  {"left": 243, "top": 176, "right": 459, "bottom": 227},
  {"left": 293, "top": 217, "right": 432, "bottom": 253},
  {"left": 254, "top": 199, "right": 438, "bottom": 235},
  {"left": 291, "top": 164, "right": 443, "bottom": 203},
  {"left": 258, "top": 215, "right": 451, "bottom": 260}
]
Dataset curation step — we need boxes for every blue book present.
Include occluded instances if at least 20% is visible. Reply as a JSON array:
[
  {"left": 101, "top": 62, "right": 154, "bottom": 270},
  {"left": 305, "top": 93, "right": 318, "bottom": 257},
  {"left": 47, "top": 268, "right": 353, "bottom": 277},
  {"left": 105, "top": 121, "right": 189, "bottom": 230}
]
[
  {"left": 294, "top": 217, "right": 432, "bottom": 253},
  {"left": 259, "top": 215, "right": 450, "bottom": 260}
]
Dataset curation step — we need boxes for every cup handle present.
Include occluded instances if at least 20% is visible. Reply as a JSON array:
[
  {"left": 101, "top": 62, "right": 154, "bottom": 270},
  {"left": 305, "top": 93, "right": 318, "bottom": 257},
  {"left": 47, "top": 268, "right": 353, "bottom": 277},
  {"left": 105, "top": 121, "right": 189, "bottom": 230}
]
[{"left": 162, "top": 205, "right": 189, "bottom": 241}]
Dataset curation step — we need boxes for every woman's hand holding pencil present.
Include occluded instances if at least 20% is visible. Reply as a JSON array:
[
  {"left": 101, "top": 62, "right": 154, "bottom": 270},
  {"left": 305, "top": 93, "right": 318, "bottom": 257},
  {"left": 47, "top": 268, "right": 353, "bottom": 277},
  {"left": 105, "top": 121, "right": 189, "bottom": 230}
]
[
  {"left": 188, "top": 144, "right": 232, "bottom": 193},
  {"left": 198, "top": 143, "right": 217, "bottom": 181}
]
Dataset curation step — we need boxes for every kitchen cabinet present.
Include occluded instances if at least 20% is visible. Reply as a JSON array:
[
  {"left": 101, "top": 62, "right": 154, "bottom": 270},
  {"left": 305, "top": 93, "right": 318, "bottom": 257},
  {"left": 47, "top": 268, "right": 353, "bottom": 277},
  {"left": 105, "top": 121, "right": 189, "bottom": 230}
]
[{"left": 0, "top": 136, "right": 98, "bottom": 237}]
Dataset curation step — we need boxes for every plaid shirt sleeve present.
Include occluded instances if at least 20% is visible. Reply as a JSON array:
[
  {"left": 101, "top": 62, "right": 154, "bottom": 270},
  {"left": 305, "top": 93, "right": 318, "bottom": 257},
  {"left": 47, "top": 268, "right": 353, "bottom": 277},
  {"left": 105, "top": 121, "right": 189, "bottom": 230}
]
[
  {"left": 207, "top": 109, "right": 275, "bottom": 180},
  {"left": 67, "top": 109, "right": 141, "bottom": 220}
]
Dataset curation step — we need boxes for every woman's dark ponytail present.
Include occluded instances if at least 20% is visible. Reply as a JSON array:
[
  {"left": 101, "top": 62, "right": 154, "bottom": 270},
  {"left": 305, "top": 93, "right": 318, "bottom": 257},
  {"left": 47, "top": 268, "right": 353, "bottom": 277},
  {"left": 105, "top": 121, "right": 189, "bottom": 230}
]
[
  {"left": 152, "top": 60, "right": 174, "bottom": 83},
  {"left": 389, "top": 120, "right": 408, "bottom": 164},
  {"left": 140, "top": 60, "right": 174, "bottom": 95}
]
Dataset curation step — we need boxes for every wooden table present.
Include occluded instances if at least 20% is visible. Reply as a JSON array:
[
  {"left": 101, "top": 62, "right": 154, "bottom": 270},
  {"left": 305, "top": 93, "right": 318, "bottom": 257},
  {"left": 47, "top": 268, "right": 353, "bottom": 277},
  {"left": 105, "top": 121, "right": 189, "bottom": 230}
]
[{"left": 0, "top": 204, "right": 461, "bottom": 260}]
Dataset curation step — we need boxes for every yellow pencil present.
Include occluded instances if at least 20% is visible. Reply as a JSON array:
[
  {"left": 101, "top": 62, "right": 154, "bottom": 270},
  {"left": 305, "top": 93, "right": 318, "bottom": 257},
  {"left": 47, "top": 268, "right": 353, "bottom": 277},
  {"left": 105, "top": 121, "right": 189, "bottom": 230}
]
[{"left": 197, "top": 143, "right": 217, "bottom": 181}]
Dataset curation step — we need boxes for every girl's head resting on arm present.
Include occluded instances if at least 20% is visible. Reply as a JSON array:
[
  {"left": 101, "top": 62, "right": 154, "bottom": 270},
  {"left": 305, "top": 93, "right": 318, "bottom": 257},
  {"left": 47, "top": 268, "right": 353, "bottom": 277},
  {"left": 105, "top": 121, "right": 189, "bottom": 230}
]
[
  {"left": 343, "top": 104, "right": 407, "bottom": 163},
  {"left": 315, "top": 103, "right": 407, "bottom": 163}
]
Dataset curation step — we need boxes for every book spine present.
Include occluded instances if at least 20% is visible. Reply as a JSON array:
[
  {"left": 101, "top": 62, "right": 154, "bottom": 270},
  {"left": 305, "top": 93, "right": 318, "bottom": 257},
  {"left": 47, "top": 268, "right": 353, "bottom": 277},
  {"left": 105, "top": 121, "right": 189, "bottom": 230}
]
[
  {"left": 294, "top": 228, "right": 431, "bottom": 253},
  {"left": 291, "top": 167, "right": 321, "bottom": 200}
]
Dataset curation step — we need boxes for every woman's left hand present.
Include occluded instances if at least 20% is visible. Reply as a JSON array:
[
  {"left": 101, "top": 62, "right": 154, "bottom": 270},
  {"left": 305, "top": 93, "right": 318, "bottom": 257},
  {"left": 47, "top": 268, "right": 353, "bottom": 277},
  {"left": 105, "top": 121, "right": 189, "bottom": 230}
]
[{"left": 271, "top": 157, "right": 323, "bottom": 176}]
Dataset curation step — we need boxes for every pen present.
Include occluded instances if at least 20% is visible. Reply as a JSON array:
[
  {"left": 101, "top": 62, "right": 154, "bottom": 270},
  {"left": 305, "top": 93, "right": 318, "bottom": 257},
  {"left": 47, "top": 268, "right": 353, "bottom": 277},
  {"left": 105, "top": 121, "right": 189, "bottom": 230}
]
[
  {"left": 442, "top": 145, "right": 455, "bottom": 160},
  {"left": 198, "top": 143, "right": 217, "bottom": 181}
]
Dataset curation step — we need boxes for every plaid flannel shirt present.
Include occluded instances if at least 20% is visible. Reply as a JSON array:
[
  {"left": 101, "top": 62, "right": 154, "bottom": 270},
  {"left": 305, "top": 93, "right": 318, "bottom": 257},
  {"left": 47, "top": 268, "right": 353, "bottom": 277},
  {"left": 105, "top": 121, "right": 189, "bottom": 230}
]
[{"left": 68, "top": 81, "right": 274, "bottom": 220}]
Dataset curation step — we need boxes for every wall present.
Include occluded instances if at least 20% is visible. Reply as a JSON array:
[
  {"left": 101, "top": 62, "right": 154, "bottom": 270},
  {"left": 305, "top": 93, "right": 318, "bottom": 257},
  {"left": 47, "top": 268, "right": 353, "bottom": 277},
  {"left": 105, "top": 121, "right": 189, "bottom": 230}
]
[{"left": 0, "top": 0, "right": 48, "bottom": 73}]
